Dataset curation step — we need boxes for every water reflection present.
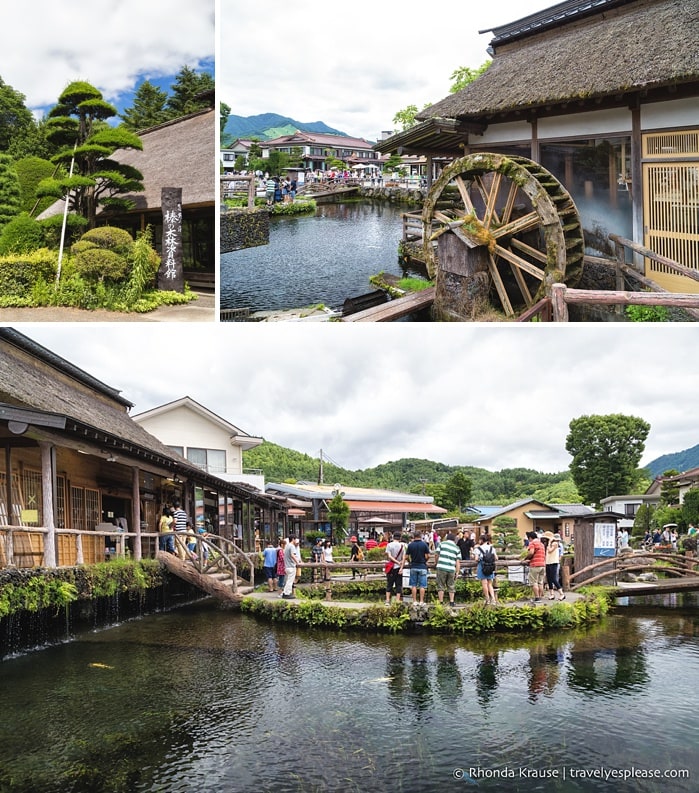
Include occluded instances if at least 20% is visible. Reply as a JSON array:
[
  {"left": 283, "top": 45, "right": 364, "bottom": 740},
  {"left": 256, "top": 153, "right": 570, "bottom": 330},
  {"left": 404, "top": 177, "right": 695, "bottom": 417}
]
[
  {"left": 1, "top": 599, "right": 699, "bottom": 792},
  {"left": 220, "top": 201, "right": 425, "bottom": 312}
]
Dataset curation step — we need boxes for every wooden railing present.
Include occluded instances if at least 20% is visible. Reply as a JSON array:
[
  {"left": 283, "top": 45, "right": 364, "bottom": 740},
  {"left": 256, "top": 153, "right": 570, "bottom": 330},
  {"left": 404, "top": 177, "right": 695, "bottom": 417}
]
[
  {"left": 220, "top": 174, "right": 256, "bottom": 208},
  {"left": 568, "top": 551, "right": 698, "bottom": 590},
  {"left": 171, "top": 532, "right": 256, "bottom": 591}
]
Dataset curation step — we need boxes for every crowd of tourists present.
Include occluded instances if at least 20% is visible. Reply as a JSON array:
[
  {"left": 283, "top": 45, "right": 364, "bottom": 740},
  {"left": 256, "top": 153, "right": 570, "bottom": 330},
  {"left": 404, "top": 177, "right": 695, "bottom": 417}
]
[{"left": 257, "top": 525, "right": 571, "bottom": 612}]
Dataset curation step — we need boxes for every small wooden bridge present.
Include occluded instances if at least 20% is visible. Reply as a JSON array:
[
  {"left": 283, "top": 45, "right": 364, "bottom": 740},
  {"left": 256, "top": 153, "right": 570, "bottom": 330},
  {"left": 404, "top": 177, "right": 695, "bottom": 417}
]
[
  {"left": 569, "top": 550, "right": 699, "bottom": 597},
  {"left": 156, "top": 532, "right": 256, "bottom": 603}
]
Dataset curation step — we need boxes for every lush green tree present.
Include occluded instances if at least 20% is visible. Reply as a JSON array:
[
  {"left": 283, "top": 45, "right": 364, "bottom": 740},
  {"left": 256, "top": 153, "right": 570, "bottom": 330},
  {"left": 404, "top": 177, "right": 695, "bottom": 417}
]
[
  {"left": 220, "top": 101, "right": 231, "bottom": 140},
  {"left": 120, "top": 81, "right": 169, "bottom": 131},
  {"left": 327, "top": 492, "right": 350, "bottom": 541},
  {"left": 681, "top": 488, "right": 699, "bottom": 528},
  {"left": 382, "top": 154, "right": 403, "bottom": 173},
  {"left": 659, "top": 469, "right": 681, "bottom": 505},
  {"left": 632, "top": 503, "right": 655, "bottom": 538},
  {"left": 13, "top": 156, "right": 59, "bottom": 215},
  {"left": 565, "top": 414, "right": 651, "bottom": 505},
  {"left": 263, "top": 150, "right": 289, "bottom": 176},
  {"left": 449, "top": 60, "right": 492, "bottom": 93},
  {"left": 167, "top": 65, "right": 214, "bottom": 117},
  {"left": 393, "top": 104, "right": 419, "bottom": 132},
  {"left": 0, "top": 153, "right": 21, "bottom": 227},
  {"left": 650, "top": 504, "right": 682, "bottom": 532},
  {"left": 491, "top": 516, "right": 522, "bottom": 552},
  {"left": 0, "top": 77, "right": 34, "bottom": 152},
  {"left": 443, "top": 471, "right": 472, "bottom": 512},
  {"left": 248, "top": 140, "right": 263, "bottom": 159},
  {"left": 38, "top": 81, "right": 144, "bottom": 228},
  {"left": 531, "top": 478, "right": 581, "bottom": 504}
]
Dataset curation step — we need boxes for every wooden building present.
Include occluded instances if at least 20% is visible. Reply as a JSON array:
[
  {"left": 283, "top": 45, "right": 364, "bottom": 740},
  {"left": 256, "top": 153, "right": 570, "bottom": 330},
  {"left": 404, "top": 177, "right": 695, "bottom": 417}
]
[
  {"left": 377, "top": 0, "right": 699, "bottom": 291},
  {"left": 0, "top": 329, "right": 284, "bottom": 567}
]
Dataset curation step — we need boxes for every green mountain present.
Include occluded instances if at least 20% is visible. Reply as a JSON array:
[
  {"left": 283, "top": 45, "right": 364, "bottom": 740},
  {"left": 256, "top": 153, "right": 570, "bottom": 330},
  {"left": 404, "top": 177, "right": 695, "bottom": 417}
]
[
  {"left": 645, "top": 443, "right": 699, "bottom": 478},
  {"left": 223, "top": 113, "right": 347, "bottom": 144},
  {"left": 243, "top": 442, "right": 580, "bottom": 506}
]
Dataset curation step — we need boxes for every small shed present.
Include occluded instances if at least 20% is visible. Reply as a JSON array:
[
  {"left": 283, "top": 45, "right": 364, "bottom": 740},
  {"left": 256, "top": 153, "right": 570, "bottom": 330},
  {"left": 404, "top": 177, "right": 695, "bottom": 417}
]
[{"left": 573, "top": 511, "right": 625, "bottom": 583}]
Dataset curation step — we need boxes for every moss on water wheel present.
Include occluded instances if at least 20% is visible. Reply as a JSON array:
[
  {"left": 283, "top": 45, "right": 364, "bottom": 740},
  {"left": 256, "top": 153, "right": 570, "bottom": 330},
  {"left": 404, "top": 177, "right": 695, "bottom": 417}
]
[{"left": 422, "top": 153, "right": 584, "bottom": 316}]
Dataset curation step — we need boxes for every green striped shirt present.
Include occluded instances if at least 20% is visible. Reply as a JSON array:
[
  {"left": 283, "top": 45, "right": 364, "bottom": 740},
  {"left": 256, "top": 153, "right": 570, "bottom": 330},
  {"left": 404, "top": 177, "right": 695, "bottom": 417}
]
[{"left": 436, "top": 539, "right": 460, "bottom": 572}]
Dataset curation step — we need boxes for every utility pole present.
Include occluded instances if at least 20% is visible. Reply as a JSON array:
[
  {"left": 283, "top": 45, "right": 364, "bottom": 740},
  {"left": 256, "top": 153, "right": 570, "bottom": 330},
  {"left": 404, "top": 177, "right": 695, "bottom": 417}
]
[{"left": 318, "top": 449, "right": 324, "bottom": 485}]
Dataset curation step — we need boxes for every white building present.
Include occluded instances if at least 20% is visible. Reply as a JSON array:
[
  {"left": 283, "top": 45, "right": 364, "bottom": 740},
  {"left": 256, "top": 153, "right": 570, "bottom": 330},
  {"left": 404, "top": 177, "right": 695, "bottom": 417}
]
[{"left": 133, "top": 397, "right": 265, "bottom": 490}]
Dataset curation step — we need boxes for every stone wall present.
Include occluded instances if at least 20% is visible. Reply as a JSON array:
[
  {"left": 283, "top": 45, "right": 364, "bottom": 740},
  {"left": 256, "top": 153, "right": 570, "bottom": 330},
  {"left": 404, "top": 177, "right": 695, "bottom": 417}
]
[
  {"left": 358, "top": 186, "right": 425, "bottom": 206},
  {"left": 221, "top": 207, "right": 270, "bottom": 253}
]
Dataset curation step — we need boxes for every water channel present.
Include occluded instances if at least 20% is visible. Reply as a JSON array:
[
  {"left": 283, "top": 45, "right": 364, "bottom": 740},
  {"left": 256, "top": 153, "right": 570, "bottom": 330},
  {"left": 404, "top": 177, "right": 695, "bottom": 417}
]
[
  {"left": 1, "top": 595, "right": 698, "bottom": 793},
  {"left": 220, "top": 201, "right": 425, "bottom": 313}
]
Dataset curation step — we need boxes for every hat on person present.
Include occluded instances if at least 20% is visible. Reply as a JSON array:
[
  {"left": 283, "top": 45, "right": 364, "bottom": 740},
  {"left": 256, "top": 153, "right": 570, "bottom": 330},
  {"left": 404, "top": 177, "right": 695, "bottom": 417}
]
[
  {"left": 543, "top": 531, "right": 555, "bottom": 539},
  {"left": 350, "top": 536, "right": 357, "bottom": 542}
]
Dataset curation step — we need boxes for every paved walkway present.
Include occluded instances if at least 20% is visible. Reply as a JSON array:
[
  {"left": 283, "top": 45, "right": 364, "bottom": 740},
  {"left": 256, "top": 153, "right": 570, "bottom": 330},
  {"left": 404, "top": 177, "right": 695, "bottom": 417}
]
[{"left": 0, "top": 291, "right": 215, "bottom": 323}]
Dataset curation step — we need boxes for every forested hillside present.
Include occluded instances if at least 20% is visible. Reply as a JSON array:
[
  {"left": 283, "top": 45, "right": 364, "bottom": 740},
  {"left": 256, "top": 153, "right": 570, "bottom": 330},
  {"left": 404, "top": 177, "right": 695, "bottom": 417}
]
[{"left": 243, "top": 442, "right": 581, "bottom": 506}]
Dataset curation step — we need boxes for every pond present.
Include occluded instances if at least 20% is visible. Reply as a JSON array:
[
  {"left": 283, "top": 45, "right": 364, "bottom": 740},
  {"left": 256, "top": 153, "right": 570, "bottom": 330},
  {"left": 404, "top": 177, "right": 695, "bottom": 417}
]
[
  {"left": 219, "top": 201, "right": 426, "bottom": 313},
  {"left": 1, "top": 595, "right": 698, "bottom": 793}
]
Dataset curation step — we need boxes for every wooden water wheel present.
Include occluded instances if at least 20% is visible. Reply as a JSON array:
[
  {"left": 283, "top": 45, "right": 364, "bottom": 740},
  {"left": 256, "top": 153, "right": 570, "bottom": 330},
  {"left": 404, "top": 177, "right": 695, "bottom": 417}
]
[{"left": 422, "top": 153, "right": 584, "bottom": 317}]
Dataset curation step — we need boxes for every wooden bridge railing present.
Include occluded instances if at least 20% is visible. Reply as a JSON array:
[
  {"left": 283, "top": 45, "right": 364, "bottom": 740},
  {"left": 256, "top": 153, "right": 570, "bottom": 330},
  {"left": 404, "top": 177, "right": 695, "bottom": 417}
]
[
  {"left": 568, "top": 551, "right": 699, "bottom": 590},
  {"left": 172, "top": 532, "right": 256, "bottom": 591},
  {"left": 220, "top": 174, "right": 256, "bottom": 209}
]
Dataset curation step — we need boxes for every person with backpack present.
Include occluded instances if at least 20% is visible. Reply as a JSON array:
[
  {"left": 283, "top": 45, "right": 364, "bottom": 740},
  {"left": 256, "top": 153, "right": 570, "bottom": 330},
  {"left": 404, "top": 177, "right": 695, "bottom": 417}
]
[{"left": 473, "top": 533, "right": 498, "bottom": 605}]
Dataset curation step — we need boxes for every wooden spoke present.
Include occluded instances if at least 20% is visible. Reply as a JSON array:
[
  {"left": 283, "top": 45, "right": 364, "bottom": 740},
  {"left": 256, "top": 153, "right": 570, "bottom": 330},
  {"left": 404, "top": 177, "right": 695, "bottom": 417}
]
[
  {"left": 492, "top": 244, "right": 545, "bottom": 280},
  {"left": 483, "top": 172, "right": 502, "bottom": 228},
  {"left": 491, "top": 211, "right": 541, "bottom": 239},
  {"left": 454, "top": 175, "right": 475, "bottom": 213},
  {"left": 510, "top": 237, "right": 548, "bottom": 265},
  {"left": 501, "top": 181, "right": 519, "bottom": 225},
  {"left": 487, "top": 253, "right": 514, "bottom": 316}
]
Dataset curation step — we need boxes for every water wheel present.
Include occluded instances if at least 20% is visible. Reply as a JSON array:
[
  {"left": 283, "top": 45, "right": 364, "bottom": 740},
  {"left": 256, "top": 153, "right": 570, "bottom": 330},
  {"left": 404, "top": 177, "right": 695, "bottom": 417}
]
[{"left": 422, "top": 153, "right": 584, "bottom": 317}]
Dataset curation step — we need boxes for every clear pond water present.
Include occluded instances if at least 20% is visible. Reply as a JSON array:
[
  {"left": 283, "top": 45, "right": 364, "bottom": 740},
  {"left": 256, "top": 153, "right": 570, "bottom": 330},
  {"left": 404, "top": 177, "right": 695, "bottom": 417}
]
[
  {"left": 2, "top": 595, "right": 698, "bottom": 793},
  {"left": 220, "top": 201, "right": 426, "bottom": 313}
]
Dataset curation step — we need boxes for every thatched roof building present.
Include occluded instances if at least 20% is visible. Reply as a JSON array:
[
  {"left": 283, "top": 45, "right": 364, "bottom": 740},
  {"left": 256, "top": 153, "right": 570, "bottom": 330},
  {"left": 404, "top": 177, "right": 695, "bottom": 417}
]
[
  {"left": 419, "top": 0, "right": 698, "bottom": 128},
  {"left": 377, "top": 0, "right": 699, "bottom": 294},
  {"left": 0, "top": 328, "right": 283, "bottom": 564}
]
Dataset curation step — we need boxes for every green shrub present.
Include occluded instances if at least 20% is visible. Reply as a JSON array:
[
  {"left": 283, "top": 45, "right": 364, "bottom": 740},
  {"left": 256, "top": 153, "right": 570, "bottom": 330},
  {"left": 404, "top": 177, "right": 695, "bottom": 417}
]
[
  {"left": 0, "top": 213, "right": 46, "bottom": 255},
  {"left": 39, "top": 213, "right": 88, "bottom": 248},
  {"left": 14, "top": 156, "right": 59, "bottom": 215},
  {"left": 0, "top": 248, "right": 57, "bottom": 296},
  {"left": 78, "top": 226, "right": 134, "bottom": 257},
  {"left": 625, "top": 303, "right": 670, "bottom": 322},
  {"left": 73, "top": 247, "right": 129, "bottom": 282}
]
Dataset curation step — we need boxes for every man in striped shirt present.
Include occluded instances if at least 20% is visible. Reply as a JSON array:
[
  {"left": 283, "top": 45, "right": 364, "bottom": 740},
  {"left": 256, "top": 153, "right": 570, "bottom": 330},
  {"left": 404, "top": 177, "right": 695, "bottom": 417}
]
[{"left": 435, "top": 532, "right": 461, "bottom": 610}]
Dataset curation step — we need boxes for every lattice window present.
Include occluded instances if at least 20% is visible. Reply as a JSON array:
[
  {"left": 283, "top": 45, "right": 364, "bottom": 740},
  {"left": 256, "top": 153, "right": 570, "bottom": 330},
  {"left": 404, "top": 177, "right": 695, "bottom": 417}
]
[
  {"left": 86, "top": 489, "right": 100, "bottom": 530},
  {"left": 71, "top": 486, "right": 86, "bottom": 531},
  {"left": 56, "top": 476, "right": 66, "bottom": 528},
  {"left": 643, "top": 131, "right": 699, "bottom": 158}
]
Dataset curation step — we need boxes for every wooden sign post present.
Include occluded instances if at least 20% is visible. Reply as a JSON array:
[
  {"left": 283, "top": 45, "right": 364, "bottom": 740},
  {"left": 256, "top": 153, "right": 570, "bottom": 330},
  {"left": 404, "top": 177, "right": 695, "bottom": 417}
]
[{"left": 159, "top": 187, "right": 184, "bottom": 292}]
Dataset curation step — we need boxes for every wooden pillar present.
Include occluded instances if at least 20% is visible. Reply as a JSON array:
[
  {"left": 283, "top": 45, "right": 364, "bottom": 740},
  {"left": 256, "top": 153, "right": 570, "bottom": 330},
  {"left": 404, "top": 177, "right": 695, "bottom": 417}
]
[
  {"left": 433, "top": 232, "right": 490, "bottom": 321},
  {"left": 630, "top": 103, "right": 644, "bottom": 269},
  {"left": 551, "top": 284, "right": 569, "bottom": 322},
  {"left": 530, "top": 117, "right": 540, "bottom": 162},
  {"left": 158, "top": 187, "right": 184, "bottom": 292},
  {"left": 132, "top": 466, "right": 142, "bottom": 561},
  {"left": 40, "top": 442, "right": 56, "bottom": 568}
]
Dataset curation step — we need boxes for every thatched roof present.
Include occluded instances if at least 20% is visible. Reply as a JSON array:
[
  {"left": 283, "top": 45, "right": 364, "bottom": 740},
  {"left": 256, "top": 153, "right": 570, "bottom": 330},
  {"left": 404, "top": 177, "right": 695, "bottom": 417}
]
[
  {"left": 104, "top": 107, "right": 215, "bottom": 213},
  {"left": 38, "top": 108, "right": 215, "bottom": 221},
  {"left": 418, "top": 0, "right": 699, "bottom": 123}
]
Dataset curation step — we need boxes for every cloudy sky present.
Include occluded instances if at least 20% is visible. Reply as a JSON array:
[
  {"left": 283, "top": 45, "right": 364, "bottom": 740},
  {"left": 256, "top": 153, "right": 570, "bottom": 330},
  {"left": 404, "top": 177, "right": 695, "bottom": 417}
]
[
  {"left": 1, "top": 0, "right": 214, "bottom": 118},
  {"left": 221, "top": 0, "right": 555, "bottom": 140},
  {"left": 13, "top": 323, "right": 699, "bottom": 475}
]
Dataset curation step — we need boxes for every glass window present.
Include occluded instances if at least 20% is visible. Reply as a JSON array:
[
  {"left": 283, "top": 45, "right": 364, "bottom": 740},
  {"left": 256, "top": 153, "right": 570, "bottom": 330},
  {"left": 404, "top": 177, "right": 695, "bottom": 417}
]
[{"left": 540, "top": 137, "right": 633, "bottom": 255}]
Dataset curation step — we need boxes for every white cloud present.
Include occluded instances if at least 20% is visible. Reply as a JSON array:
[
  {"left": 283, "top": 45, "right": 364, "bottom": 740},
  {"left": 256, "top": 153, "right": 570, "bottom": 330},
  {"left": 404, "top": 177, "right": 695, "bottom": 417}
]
[
  {"left": 14, "top": 323, "right": 699, "bottom": 475},
  {"left": 220, "top": 0, "right": 555, "bottom": 140},
  {"left": 1, "top": 0, "right": 214, "bottom": 114}
]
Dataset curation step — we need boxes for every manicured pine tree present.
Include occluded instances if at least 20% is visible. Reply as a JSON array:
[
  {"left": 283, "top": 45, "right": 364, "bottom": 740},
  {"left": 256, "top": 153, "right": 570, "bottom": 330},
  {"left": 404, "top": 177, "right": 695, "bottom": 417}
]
[{"left": 37, "top": 81, "right": 144, "bottom": 229}]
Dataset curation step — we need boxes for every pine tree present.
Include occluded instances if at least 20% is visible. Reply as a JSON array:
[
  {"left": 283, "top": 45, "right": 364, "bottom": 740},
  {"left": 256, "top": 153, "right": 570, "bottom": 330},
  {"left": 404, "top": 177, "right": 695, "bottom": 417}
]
[
  {"left": 120, "top": 81, "right": 169, "bottom": 131},
  {"left": 37, "top": 81, "right": 144, "bottom": 229},
  {"left": 167, "top": 66, "right": 214, "bottom": 118}
]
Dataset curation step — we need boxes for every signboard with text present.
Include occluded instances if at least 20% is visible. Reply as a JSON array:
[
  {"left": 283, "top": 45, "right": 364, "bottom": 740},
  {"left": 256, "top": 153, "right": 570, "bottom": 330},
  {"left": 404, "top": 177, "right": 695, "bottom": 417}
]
[{"left": 594, "top": 522, "right": 617, "bottom": 557}]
